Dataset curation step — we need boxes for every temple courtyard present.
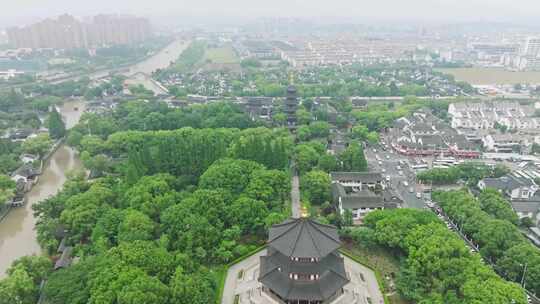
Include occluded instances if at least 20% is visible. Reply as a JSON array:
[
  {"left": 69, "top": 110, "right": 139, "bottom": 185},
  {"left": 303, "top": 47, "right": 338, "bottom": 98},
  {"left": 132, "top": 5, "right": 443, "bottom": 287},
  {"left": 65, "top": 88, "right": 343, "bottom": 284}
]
[{"left": 222, "top": 249, "right": 385, "bottom": 304}]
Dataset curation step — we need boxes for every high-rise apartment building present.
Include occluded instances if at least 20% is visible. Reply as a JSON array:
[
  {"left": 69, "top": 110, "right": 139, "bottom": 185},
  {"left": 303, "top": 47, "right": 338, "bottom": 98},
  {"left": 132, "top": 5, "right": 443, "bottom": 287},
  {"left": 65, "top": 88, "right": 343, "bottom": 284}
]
[
  {"left": 7, "top": 14, "right": 152, "bottom": 49},
  {"left": 523, "top": 37, "right": 540, "bottom": 58}
]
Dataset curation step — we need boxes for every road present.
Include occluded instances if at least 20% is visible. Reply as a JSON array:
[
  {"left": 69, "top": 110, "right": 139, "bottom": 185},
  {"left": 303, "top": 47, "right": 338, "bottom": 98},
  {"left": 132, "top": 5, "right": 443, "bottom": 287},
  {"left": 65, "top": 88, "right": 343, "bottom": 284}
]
[{"left": 364, "top": 140, "right": 426, "bottom": 209}]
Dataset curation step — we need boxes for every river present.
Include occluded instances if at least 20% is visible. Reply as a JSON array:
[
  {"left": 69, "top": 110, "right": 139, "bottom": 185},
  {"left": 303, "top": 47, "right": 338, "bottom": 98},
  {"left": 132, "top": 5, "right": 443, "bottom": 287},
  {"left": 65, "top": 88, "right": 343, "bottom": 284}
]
[
  {"left": 123, "top": 40, "right": 188, "bottom": 76},
  {"left": 0, "top": 102, "right": 85, "bottom": 277},
  {"left": 45, "top": 39, "right": 189, "bottom": 85},
  {"left": 0, "top": 41, "right": 189, "bottom": 278},
  {"left": 0, "top": 39, "right": 190, "bottom": 277}
]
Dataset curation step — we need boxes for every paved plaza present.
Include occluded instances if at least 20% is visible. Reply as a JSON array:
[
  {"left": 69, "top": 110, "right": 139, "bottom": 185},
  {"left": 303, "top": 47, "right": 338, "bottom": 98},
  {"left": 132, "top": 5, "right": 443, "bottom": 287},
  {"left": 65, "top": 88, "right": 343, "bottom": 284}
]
[{"left": 222, "top": 249, "right": 385, "bottom": 304}]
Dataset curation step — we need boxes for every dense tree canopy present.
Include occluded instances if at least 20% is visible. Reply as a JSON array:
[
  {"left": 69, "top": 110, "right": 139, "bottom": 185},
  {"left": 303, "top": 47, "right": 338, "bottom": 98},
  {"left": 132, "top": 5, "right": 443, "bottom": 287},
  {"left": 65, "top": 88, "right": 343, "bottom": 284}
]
[
  {"left": 338, "top": 141, "right": 368, "bottom": 172},
  {"left": 434, "top": 190, "right": 540, "bottom": 295},
  {"left": 48, "top": 108, "right": 66, "bottom": 140},
  {"left": 417, "top": 163, "right": 510, "bottom": 186},
  {"left": 301, "top": 170, "right": 331, "bottom": 205},
  {"left": 349, "top": 208, "right": 528, "bottom": 304},
  {"left": 0, "top": 174, "right": 16, "bottom": 207},
  {"left": 22, "top": 133, "right": 53, "bottom": 157}
]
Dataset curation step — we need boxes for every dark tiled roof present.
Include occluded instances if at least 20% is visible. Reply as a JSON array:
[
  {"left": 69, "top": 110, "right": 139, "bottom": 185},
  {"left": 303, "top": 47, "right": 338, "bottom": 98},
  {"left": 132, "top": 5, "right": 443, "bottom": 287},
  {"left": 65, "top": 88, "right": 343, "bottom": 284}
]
[
  {"left": 54, "top": 246, "right": 73, "bottom": 270},
  {"left": 410, "top": 122, "right": 434, "bottom": 133},
  {"left": 332, "top": 183, "right": 386, "bottom": 209},
  {"left": 268, "top": 218, "right": 341, "bottom": 259},
  {"left": 511, "top": 201, "right": 540, "bottom": 213},
  {"left": 12, "top": 164, "right": 40, "bottom": 178},
  {"left": 259, "top": 248, "right": 348, "bottom": 301},
  {"left": 330, "top": 172, "right": 383, "bottom": 183},
  {"left": 482, "top": 174, "right": 536, "bottom": 191}
]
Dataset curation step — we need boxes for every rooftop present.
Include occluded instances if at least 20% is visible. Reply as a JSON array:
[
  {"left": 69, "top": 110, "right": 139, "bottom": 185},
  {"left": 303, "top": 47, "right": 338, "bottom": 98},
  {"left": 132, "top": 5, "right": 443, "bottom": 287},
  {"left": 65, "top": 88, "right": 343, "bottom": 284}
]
[
  {"left": 268, "top": 218, "right": 341, "bottom": 259},
  {"left": 330, "top": 172, "right": 383, "bottom": 183}
]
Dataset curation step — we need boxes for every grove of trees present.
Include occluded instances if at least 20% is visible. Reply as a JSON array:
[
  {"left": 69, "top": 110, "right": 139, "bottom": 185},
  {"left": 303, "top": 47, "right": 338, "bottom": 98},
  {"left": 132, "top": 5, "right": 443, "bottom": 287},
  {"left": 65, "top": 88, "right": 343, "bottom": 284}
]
[
  {"left": 345, "top": 208, "right": 528, "bottom": 304},
  {"left": 434, "top": 190, "right": 540, "bottom": 295},
  {"left": 417, "top": 163, "right": 510, "bottom": 186},
  {"left": 0, "top": 98, "right": 297, "bottom": 303}
]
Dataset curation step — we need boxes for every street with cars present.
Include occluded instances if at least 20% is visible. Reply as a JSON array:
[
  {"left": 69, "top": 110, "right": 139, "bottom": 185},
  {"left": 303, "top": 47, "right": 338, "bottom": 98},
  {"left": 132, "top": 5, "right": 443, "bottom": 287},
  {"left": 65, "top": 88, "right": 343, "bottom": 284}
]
[{"left": 365, "top": 139, "right": 427, "bottom": 209}]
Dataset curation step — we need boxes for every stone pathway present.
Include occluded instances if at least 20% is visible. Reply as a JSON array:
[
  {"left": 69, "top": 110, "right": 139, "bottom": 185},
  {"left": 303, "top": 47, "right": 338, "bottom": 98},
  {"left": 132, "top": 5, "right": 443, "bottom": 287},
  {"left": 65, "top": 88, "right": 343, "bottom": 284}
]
[{"left": 291, "top": 167, "right": 301, "bottom": 218}]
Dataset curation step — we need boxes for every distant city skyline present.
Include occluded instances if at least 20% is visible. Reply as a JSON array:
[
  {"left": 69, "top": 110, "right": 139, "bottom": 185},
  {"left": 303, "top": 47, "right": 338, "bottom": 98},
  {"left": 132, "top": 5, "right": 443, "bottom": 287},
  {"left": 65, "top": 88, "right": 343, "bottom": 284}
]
[{"left": 1, "top": 0, "right": 540, "bottom": 29}]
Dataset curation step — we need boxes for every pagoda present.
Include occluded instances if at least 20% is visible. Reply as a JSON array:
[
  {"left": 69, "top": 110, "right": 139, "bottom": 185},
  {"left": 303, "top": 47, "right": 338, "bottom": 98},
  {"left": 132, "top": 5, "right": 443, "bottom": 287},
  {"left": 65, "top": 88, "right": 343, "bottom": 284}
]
[
  {"left": 284, "top": 85, "right": 299, "bottom": 128},
  {"left": 259, "top": 218, "right": 349, "bottom": 304}
]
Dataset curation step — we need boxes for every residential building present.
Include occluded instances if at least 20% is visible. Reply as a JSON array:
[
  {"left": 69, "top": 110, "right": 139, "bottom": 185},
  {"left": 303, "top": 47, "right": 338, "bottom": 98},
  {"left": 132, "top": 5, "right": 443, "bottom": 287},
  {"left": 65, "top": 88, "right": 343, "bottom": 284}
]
[
  {"left": 243, "top": 96, "right": 274, "bottom": 120},
  {"left": 478, "top": 174, "right": 538, "bottom": 200},
  {"left": 482, "top": 134, "right": 526, "bottom": 153},
  {"left": 10, "top": 164, "right": 40, "bottom": 186},
  {"left": 478, "top": 172, "right": 540, "bottom": 226},
  {"left": 20, "top": 154, "right": 39, "bottom": 164},
  {"left": 259, "top": 218, "right": 349, "bottom": 304},
  {"left": 523, "top": 37, "right": 540, "bottom": 58},
  {"left": 7, "top": 14, "right": 152, "bottom": 49},
  {"left": 331, "top": 171, "right": 398, "bottom": 222},
  {"left": 330, "top": 172, "right": 384, "bottom": 190},
  {"left": 448, "top": 101, "right": 540, "bottom": 131},
  {"left": 392, "top": 110, "right": 480, "bottom": 158},
  {"left": 327, "top": 129, "right": 347, "bottom": 155}
]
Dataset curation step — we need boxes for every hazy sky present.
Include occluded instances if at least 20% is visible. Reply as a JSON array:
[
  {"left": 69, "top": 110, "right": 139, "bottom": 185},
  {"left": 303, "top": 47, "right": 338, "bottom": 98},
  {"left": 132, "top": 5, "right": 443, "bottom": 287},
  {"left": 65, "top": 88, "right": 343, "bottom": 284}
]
[{"left": 1, "top": 0, "right": 539, "bottom": 27}]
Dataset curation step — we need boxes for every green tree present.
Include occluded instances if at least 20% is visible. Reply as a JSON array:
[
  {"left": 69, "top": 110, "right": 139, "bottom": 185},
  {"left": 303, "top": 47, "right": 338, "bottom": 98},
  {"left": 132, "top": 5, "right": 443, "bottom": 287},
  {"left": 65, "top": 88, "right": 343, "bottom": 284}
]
[
  {"left": 301, "top": 170, "right": 331, "bottom": 205},
  {"left": 48, "top": 107, "right": 66, "bottom": 139},
  {"left": 67, "top": 130, "right": 84, "bottom": 147},
  {"left": 228, "top": 197, "right": 269, "bottom": 235},
  {"left": 478, "top": 189, "right": 519, "bottom": 225},
  {"left": 309, "top": 121, "right": 330, "bottom": 139},
  {"left": 22, "top": 133, "right": 52, "bottom": 157},
  {"left": 80, "top": 136, "right": 105, "bottom": 156},
  {"left": 0, "top": 175, "right": 16, "bottom": 207},
  {"left": 59, "top": 184, "right": 114, "bottom": 243},
  {"left": 88, "top": 265, "right": 168, "bottom": 304},
  {"left": 296, "top": 108, "right": 313, "bottom": 125},
  {"left": 476, "top": 219, "right": 524, "bottom": 262},
  {"left": 294, "top": 144, "right": 320, "bottom": 174},
  {"left": 170, "top": 267, "right": 216, "bottom": 304},
  {"left": 43, "top": 256, "right": 99, "bottom": 304},
  {"left": 199, "top": 158, "right": 264, "bottom": 195},
  {"left": 244, "top": 169, "right": 290, "bottom": 212},
  {"left": 318, "top": 154, "right": 338, "bottom": 173},
  {"left": 0, "top": 265, "right": 37, "bottom": 304},
  {"left": 7, "top": 256, "right": 52, "bottom": 285},
  {"left": 118, "top": 210, "right": 155, "bottom": 243},
  {"left": 338, "top": 142, "right": 367, "bottom": 171},
  {"left": 122, "top": 174, "right": 178, "bottom": 220}
]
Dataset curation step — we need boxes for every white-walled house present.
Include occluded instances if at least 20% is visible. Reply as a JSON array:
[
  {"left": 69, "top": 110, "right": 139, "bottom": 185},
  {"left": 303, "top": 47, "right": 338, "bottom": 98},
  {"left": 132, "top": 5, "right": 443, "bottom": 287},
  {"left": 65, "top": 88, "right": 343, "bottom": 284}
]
[
  {"left": 331, "top": 172, "right": 399, "bottom": 223},
  {"left": 478, "top": 174, "right": 538, "bottom": 200}
]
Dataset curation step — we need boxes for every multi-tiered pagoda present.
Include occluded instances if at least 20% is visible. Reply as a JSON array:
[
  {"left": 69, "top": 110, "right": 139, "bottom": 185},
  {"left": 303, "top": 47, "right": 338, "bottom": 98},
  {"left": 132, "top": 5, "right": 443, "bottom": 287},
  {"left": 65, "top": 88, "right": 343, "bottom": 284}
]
[
  {"left": 284, "top": 85, "right": 299, "bottom": 128},
  {"left": 259, "top": 218, "right": 349, "bottom": 304}
]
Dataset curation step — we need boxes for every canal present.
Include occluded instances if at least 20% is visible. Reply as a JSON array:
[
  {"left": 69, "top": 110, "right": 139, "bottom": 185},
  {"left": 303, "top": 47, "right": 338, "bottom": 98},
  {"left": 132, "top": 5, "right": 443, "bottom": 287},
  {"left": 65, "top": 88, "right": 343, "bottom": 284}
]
[
  {"left": 0, "top": 102, "right": 85, "bottom": 277},
  {"left": 0, "top": 41, "right": 189, "bottom": 278},
  {"left": 0, "top": 40, "right": 190, "bottom": 277}
]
